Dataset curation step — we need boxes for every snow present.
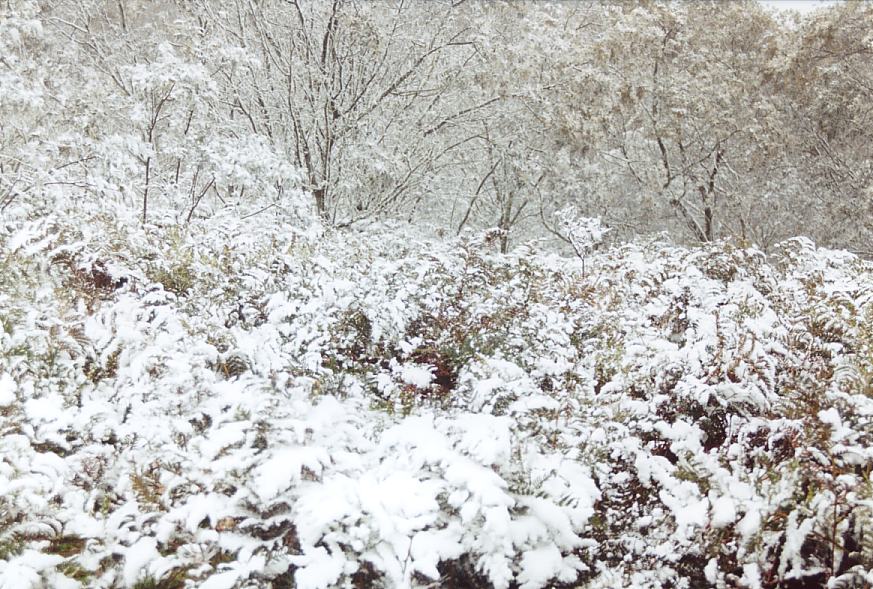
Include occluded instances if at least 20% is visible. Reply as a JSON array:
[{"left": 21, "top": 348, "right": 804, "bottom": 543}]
[
  {"left": 738, "top": 507, "right": 762, "bottom": 539},
  {"left": 0, "top": 373, "right": 16, "bottom": 407},
  {"left": 759, "top": 0, "right": 840, "bottom": 15},
  {"left": 704, "top": 558, "right": 718, "bottom": 583},
  {"left": 741, "top": 562, "right": 763, "bottom": 589},
  {"left": 517, "top": 545, "right": 564, "bottom": 589},
  {"left": 289, "top": 546, "right": 347, "bottom": 589},
  {"left": 122, "top": 537, "right": 160, "bottom": 588},
  {"left": 1, "top": 202, "right": 872, "bottom": 588},
  {"left": 409, "top": 527, "right": 464, "bottom": 579},
  {"left": 0, "top": 552, "right": 65, "bottom": 589},
  {"left": 397, "top": 363, "right": 434, "bottom": 388},
  {"left": 199, "top": 571, "right": 241, "bottom": 589},
  {"left": 710, "top": 495, "right": 737, "bottom": 528},
  {"left": 251, "top": 446, "right": 330, "bottom": 502}
]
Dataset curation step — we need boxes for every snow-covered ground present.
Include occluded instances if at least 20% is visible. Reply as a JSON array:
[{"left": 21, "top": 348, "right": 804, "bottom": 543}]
[{"left": 1, "top": 201, "right": 872, "bottom": 588}]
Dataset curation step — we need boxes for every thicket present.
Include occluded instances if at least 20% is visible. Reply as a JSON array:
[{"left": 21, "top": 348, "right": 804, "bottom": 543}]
[{"left": 0, "top": 195, "right": 871, "bottom": 587}]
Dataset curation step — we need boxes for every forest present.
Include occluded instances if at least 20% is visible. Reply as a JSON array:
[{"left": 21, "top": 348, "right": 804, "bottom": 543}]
[
  {"left": 1, "top": 1, "right": 872, "bottom": 588},
  {"left": 4, "top": 0, "right": 873, "bottom": 251}
]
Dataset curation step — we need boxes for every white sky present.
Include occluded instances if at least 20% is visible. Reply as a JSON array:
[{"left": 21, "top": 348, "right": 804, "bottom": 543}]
[{"left": 758, "top": 0, "right": 842, "bottom": 13}]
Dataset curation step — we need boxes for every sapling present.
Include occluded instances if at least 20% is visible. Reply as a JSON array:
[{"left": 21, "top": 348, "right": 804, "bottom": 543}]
[{"left": 554, "top": 205, "right": 610, "bottom": 275}]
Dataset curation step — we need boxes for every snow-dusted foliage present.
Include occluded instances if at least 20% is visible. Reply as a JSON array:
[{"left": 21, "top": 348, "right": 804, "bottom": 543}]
[{"left": 1, "top": 194, "right": 872, "bottom": 588}]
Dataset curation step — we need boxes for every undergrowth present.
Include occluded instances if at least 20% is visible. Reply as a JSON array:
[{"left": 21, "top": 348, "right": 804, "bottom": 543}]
[{"left": 1, "top": 200, "right": 872, "bottom": 588}]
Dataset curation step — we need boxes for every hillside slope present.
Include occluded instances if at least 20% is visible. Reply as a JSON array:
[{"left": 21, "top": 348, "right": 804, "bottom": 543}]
[{"left": 1, "top": 202, "right": 872, "bottom": 588}]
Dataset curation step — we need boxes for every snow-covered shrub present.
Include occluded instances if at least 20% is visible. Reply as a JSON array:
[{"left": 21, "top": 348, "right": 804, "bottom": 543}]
[{"left": 1, "top": 194, "right": 873, "bottom": 588}]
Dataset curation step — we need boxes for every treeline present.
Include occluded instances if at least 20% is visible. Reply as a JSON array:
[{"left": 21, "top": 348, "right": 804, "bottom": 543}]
[{"left": 2, "top": 0, "right": 872, "bottom": 253}]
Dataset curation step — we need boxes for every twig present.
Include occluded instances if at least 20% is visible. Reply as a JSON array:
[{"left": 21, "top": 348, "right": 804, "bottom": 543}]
[{"left": 240, "top": 203, "right": 277, "bottom": 220}]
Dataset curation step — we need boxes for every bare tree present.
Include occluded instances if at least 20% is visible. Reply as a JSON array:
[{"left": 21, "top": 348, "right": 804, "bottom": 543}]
[{"left": 192, "top": 0, "right": 498, "bottom": 226}]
